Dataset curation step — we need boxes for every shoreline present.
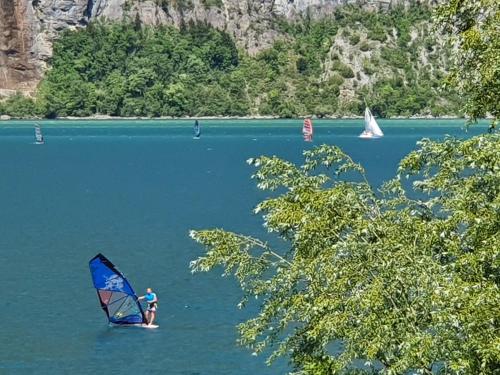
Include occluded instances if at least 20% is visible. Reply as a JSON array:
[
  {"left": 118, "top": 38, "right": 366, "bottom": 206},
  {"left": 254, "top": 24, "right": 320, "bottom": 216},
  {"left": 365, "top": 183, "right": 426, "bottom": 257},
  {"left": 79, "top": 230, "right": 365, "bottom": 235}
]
[{"left": 0, "top": 114, "right": 467, "bottom": 121}]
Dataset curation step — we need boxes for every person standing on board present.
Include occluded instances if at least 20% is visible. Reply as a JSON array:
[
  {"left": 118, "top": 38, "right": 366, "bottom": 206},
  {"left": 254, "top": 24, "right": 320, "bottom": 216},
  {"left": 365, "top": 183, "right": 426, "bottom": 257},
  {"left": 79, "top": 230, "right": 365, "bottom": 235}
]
[
  {"left": 138, "top": 288, "right": 158, "bottom": 325},
  {"left": 488, "top": 120, "right": 497, "bottom": 133}
]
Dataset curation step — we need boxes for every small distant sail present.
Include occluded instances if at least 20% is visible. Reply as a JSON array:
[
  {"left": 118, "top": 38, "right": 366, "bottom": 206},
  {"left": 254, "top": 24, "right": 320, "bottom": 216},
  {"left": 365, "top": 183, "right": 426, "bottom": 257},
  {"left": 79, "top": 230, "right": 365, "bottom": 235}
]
[
  {"left": 89, "top": 254, "right": 147, "bottom": 325},
  {"left": 359, "top": 107, "right": 383, "bottom": 139},
  {"left": 303, "top": 118, "right": 313, "bottom": 142},
  {"left": 193, "top": 120, "right": 201, "bottom": 139},
  {"left": 34, "top": 124, "right": 44, "bottom": 144}
]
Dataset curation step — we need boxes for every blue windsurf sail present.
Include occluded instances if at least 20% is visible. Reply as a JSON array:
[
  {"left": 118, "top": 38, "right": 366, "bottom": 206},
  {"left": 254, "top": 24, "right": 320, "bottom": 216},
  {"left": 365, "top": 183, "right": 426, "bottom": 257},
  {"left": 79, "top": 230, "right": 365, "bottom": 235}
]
[
  {"left": 194, "top": 120, "right": 201, "bottom": 138},
  {"left": 89, "top": 253, "right": 147, "bottom": 325}
]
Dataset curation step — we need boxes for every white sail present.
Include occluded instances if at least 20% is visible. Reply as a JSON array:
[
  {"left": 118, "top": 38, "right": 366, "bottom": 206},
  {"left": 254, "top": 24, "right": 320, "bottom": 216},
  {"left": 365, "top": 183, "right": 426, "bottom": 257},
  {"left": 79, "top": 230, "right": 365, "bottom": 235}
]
[
  {"left": 367, "top": 108, "right": 383, "bottom": 136},
  {"left": 34, "top": 124, "right": 44, "bottom": 144},
  {"left": 360, "top": 107, "right": 383, "bottom": 138},
  {"left": 363, "top": 107, "right": 371, "bottom": 133}
]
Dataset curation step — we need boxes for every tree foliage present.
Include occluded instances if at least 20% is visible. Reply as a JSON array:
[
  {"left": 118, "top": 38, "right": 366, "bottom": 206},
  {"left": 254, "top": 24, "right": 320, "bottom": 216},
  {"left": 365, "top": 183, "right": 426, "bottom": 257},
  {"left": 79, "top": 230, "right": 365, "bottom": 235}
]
[
  {"left": 191, "top": 135, "right": 499, "bottom": 374},
  {"left": 1, "top": 5, "right": 461, "bottom": 118},
  {"left": 33, "top": 22, "right": 241, "bottom": 118},
  {"left": 0, "top": 93, "right": 41, "bottom": 118},
  {"left": 435, "top": 0, "right": 500, "bottom": 122}
]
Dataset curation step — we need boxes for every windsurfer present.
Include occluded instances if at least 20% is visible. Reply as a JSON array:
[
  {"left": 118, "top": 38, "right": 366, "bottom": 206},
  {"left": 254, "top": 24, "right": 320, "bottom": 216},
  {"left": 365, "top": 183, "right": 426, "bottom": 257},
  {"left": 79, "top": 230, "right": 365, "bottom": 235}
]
[
  {"left": 138, "top": 288, "right": 158, "bottom": 325},
  {"left": 488, "top": 120, "right": 497, "bottom": 134}
]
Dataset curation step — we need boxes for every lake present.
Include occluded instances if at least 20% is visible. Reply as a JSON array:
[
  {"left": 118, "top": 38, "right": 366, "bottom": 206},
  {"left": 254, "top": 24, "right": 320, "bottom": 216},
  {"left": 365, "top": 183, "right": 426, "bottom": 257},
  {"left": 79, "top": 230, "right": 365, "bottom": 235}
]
[{"left": 0, "top": 119, "right": 485, "bottom": 374}]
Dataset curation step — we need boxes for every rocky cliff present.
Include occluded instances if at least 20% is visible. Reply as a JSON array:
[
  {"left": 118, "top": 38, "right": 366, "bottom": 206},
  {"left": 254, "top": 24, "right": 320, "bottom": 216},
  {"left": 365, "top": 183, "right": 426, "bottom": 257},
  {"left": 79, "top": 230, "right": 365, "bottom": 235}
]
[{"left": 0, "top": 0, "right": 417, "bottom": 95}]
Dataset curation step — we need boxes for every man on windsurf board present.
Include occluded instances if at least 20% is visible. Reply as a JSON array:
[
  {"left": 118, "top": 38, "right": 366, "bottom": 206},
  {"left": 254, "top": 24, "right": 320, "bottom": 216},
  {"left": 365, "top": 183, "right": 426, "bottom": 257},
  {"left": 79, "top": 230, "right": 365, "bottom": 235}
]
[{"left": 138, "top": 288, "right": 158, "bottom": 326}]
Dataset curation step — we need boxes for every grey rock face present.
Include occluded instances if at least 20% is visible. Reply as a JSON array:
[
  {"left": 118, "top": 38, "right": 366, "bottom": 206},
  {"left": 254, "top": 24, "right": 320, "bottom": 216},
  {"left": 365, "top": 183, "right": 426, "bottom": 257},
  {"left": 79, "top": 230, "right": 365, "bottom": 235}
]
[{"left": 0, "top": 0, "right": 417, "bottom": 93}]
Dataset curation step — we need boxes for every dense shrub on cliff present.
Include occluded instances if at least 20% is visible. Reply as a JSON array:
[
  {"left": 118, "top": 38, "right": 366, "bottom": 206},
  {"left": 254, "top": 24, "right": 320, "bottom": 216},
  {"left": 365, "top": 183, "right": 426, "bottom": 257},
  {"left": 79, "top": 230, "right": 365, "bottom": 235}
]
[
  {"left": 0, "top": 93, "right": 40, "bottom": 118},
  {"left": 36, "top": 23, "right": 241, "bottom": 117},
  {"left": 1, "top": 4, "right": 461, "bottom": 118}
]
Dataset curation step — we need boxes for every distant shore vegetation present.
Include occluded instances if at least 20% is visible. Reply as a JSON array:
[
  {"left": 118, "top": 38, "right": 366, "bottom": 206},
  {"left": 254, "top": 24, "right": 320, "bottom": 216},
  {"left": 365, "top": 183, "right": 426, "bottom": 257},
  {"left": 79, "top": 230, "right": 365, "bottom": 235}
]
[{"left": 0, "top": 4, "right": 461, "bottom": 119}]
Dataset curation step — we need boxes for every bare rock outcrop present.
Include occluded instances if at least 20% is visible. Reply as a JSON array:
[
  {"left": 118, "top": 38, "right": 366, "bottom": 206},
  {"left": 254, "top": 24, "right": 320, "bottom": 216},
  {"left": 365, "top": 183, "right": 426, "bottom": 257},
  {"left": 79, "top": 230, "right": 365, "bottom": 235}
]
[
  {"left": 0, "top": 0, "right": 37, "bottom": 95},
  {"left": 0, "top": 0, "right": 421, "bottom": 95}
]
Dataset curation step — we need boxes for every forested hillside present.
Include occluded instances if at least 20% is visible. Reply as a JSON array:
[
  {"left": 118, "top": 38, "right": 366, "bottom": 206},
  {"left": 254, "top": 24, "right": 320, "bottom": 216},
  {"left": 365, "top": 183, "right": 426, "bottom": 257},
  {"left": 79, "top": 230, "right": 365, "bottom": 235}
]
[{"left": 0, "top": 4, "right": 461, "bottom": 118}]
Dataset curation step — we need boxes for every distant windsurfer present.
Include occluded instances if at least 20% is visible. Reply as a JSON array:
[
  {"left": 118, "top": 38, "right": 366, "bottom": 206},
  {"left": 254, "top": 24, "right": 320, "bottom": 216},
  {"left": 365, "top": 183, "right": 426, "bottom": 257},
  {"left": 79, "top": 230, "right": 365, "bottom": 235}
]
[
  {"left": 488, "top": 120, "right": 497, "bottom": 134},
  {"left": 138, "top": 288, "right": 158, "bottom": 325},
  {"left": 194, "top": 119, "right": 201, "bottom": 138}
]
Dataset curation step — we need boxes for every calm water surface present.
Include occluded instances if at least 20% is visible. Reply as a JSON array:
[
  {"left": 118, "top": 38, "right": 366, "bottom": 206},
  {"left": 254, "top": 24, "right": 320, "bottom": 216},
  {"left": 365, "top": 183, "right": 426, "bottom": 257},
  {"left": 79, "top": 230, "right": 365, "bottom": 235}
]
[{"left": 0, "top": 119, "right": 485, "bottom": 374}]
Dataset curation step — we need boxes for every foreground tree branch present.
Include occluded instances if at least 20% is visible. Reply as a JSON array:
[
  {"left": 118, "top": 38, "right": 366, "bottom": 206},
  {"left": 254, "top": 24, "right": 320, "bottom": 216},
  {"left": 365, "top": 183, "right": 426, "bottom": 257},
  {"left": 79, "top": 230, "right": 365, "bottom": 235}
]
[{"left": 191, "top": 137, "right": 499, "bottom": 374}]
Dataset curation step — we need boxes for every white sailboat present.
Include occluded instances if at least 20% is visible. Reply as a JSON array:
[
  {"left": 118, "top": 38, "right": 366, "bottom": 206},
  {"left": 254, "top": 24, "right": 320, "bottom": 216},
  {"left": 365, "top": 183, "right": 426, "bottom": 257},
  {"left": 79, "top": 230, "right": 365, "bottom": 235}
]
[{"left": 359, "top": 107, "right": 383, "bottom": 139}]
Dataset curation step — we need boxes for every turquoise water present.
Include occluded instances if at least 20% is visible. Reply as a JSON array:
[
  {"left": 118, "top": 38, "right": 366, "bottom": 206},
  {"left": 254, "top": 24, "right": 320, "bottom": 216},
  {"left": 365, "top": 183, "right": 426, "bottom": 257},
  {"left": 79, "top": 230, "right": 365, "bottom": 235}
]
[{"left": 0, "top": 120, "right": 485, "bottom": 374}]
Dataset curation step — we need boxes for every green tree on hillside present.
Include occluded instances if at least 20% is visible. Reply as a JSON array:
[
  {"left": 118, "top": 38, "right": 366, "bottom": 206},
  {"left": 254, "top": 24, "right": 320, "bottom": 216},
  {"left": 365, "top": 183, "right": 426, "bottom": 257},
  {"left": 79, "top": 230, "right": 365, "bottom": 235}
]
[
  {"left": 435, "top": 0, "right": 500, "bottom": 123},
  {"left": 1, "top": 5, "right": 463, "bottom": 119},
  {"left": 0, "top": 93, "right": 39, "bottom": 118},
  {"left": 191, "top": 137, "right": 499, "bottom": 374}
]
